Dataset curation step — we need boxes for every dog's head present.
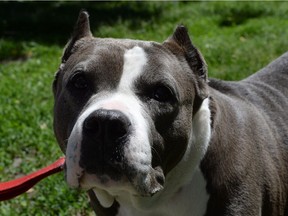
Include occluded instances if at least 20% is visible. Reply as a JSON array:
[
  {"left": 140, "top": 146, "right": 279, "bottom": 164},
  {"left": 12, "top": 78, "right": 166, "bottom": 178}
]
[{"left": 53, "top": 11, "right": 209, "bottom": 207}]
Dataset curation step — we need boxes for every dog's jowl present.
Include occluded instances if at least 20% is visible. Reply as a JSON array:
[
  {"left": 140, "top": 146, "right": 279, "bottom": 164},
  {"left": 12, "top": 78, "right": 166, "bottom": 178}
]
[{"left": 53, "top": 11, "right": 288, "bottom": 216}]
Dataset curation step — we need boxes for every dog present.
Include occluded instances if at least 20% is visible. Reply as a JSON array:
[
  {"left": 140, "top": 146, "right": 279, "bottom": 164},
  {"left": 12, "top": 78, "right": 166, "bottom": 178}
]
[{"left": 52, "top": 11, "right": 288, "bottom": 216}]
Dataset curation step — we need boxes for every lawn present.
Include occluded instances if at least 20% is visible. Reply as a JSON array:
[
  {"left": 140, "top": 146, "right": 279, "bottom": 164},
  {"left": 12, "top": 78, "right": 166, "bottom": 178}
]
[{"left": 0, "top": 1, "right": 288, "bottom": 215}]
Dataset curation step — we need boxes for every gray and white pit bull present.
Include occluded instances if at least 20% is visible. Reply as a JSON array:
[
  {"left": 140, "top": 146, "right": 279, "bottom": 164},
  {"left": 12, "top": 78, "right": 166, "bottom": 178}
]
[{"left": 53, "top": 11, "right": 288, "bottom": 216}]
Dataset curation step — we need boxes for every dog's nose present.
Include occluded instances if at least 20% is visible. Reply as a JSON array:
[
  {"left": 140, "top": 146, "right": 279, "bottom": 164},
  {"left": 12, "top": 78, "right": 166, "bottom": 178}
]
[
  {"left": 80, "top": 109, "right": 131, "bottom": 174},
  {"left": 83, "top": 109, "right": 130, "bottom": 145}
]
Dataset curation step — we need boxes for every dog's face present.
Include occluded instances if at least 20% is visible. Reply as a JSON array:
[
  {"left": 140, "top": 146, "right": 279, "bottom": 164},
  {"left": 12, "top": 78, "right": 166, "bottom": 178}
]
[{"left": 53, "top": 12, "right": 208, "bottom": 206}]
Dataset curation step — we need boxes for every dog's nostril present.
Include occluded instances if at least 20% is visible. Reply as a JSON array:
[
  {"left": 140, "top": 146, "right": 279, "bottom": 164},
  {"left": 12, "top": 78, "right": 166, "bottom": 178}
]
[
  {"left": 107, "top": 118, "right": 128, "bottom": 141},
  {"left": 83, "top": 116, "right": 101, "bottom": 135}
]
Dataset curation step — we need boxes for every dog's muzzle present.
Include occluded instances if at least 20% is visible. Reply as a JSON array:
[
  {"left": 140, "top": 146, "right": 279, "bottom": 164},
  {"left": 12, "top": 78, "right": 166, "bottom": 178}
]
[
  {"left": 80, "top": 109, "right": 131, "bottom": 177},
  {"left": 65, "top": 101, "right": 165, "bottom": 198}
]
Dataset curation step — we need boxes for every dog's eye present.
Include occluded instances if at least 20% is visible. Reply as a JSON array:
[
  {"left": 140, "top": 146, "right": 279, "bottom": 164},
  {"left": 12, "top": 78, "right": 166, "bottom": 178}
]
[
  {"left": 70, "top": 72, "right": 88, "bottom": 90},
  {"left": 151, "top": 85, "right": 174, "bottom": 103}
]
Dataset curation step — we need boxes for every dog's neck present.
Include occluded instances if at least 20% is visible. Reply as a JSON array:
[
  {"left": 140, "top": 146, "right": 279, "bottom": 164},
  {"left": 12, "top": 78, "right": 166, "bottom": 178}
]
[{"left": 109, "top": 98, "right": 212, "bottom": 216}]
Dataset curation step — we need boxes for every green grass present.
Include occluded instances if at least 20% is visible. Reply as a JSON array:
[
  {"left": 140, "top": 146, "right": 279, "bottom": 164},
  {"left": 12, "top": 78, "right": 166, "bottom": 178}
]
[{"left": 0, "top": 2, "right": 288, "bottom": 215}]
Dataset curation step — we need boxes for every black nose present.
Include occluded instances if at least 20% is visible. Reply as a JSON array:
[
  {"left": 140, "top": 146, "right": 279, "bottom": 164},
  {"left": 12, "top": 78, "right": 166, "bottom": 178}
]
[
  {"left": 80, "top": 109, "right": 131, "bottom": 175},
  {"left": 83, "top": 109, "right": 130, "bottom": 146}
]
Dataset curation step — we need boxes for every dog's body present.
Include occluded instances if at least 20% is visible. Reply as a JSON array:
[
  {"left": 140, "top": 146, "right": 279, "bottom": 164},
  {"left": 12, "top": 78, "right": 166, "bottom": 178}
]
[{"left": 53, "top": 12, "right": 288, "bottom": 215}]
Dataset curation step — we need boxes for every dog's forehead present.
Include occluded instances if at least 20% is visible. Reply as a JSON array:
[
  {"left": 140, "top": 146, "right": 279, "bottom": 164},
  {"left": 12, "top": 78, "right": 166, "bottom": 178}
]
[
  {"left": 59, "top": 37, "right": 195, "bottom": 102},
  {"left": 64, "top": 38, "right": 179, "bottom": 80},
  {"left": 85, "top": 37, "right": 175, "bottom": 61}
]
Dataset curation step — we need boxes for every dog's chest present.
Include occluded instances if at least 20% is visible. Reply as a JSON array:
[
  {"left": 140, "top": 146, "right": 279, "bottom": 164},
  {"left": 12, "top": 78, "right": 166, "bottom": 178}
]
[{"left": 115, "top": 169, "right": 209, "bottom": 216}]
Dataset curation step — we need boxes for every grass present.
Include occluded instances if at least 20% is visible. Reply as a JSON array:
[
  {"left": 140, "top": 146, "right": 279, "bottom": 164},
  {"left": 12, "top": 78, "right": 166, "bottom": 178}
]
[{"left": 1, "top": 1, "right": 288, "bottom": 215}]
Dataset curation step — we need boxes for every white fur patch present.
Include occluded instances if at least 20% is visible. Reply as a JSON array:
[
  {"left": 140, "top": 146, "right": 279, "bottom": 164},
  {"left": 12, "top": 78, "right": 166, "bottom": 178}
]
[
  {"left": 118, "top": 46, "right": 151, "bottom": 177},
  {"left": 190, "top": 98, "right": 211, "bottom": 160},
  {"left": 66, "top": 123, "right": 84, "bottom": 188},
  {"left": 119, "top": 46, "right": 147, "bottom": 92}
]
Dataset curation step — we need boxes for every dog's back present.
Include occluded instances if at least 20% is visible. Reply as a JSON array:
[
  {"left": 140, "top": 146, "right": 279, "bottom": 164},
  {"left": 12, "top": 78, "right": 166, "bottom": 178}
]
[
  {"left": 243, "top": 51, "right": 288, "bottom": 153},
  {"left": 204, "top": 52, "right": 288, "bottom": 215},
  {"left": 209, "top": 51, "right": 288, "bottom": 138}
]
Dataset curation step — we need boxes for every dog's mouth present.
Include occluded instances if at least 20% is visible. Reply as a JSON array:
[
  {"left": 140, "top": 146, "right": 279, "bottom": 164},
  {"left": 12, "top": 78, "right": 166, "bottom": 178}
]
[
  {"left": 67, "top": 136, "right": 165, "bottom": 197},
  {"left": 64, "top": 159, "right": 165, "bottom": 208},
  {"left": 64, "top": 130, "right": 165, "bottom": 199},
  {"left": 65, "top": 157, "right": 165, "bottom": 198}
]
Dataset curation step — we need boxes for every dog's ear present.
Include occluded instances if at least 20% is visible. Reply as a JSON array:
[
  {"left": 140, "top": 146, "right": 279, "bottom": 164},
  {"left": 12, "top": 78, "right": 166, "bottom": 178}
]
[
  {"left": 164, "top": 25, "right": 208, "bottom": 81},
  {"left": 61, "top": 10, "right": 93, "bottom": 63},
  {"left": 53, "top": 10, "right": 92, "bottom": 99},
  {"left": 164, "top": 26, "right": 208, "bottom": 112}
]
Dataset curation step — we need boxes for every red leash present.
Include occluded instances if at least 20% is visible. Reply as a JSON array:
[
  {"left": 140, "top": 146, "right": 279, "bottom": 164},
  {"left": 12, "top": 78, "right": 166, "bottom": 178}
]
[{"left": 0, "top": 157, "right": 65, "bottom": 201}]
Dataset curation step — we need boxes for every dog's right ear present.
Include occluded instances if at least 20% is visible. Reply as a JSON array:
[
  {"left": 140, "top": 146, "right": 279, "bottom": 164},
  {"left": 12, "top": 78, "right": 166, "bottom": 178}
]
[
  {"left": 53, "top": 10, "right": 92, "bottom": 98},
  {"left": 61, "top": 10, "right": 93, "bottom": 63}
]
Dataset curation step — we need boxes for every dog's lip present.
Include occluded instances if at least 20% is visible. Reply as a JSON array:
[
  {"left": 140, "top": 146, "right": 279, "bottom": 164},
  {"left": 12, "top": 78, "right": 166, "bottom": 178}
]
[
  {"left": 64, "top": 156, "right": 165, "bottom": 196},
  {"left": 127, "top": 165, "right": 165, "bottom": 197},
  {"left": 73, "top": 169, "right": 164, "bottom": 197}
]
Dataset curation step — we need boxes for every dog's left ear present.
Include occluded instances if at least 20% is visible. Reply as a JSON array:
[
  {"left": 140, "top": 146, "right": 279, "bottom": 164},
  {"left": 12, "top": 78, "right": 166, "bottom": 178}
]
[
  {"left": 164, "top": 26, "right": 208, "bottom": 112},
  {"left": 61, "top": 10, "right": 93, "bottom": 63},
  {"left": 164, "top": 25, "right": 208, "bottom": 81}
]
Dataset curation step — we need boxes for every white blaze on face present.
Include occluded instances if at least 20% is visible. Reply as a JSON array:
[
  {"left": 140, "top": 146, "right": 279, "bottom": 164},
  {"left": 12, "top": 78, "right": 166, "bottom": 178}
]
[
  {"left": 117, "top": 46, "right": 152, "bottom": 175},
  {"left": 65, "top": 46, "right": 152, "bottom": 197},
  {"left": 119, "top": 46, "right": 147, "bottom": 92}
]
